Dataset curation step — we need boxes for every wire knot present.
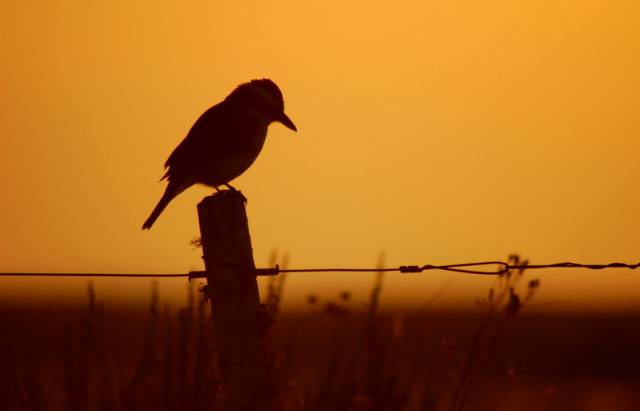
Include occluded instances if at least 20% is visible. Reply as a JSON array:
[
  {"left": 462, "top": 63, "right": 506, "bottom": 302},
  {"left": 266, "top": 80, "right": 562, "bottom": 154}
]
[{"left": 399, "top": 265, "right": 422, "bottom": 273}]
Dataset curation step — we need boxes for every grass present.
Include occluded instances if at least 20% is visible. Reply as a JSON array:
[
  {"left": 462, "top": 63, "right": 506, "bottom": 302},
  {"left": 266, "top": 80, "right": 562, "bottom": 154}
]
[{"left": 2, "top": 254, "right": 640, "bottom": 410}]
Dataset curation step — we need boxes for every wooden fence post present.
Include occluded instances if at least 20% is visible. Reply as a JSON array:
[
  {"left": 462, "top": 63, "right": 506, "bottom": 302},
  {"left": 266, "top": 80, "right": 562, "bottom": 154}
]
[{"left": 197, "top": 190, "right": 268, "bottom": 411}]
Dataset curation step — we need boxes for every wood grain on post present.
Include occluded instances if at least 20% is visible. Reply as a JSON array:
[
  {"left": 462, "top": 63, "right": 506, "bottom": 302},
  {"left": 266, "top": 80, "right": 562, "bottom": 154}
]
[{"left": 197, "top": 190, "right": 268, "bottom": 411}]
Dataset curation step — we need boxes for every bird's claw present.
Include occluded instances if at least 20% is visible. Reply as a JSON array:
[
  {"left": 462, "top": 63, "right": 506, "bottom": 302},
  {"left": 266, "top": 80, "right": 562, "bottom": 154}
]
[{"left": 217, "top": 184, "right": 247, "bottom": 203}]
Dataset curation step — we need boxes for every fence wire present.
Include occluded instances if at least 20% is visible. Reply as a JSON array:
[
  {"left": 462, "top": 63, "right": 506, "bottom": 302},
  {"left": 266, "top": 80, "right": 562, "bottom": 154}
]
[{"left": 1, "top": 260, "right": 638, "bottom": 279}]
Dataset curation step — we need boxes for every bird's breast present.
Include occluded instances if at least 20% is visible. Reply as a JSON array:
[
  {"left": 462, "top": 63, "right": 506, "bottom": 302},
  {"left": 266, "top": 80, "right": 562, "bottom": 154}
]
[{"left": 201, "top": 123, "right": 269, "bottom": 187}]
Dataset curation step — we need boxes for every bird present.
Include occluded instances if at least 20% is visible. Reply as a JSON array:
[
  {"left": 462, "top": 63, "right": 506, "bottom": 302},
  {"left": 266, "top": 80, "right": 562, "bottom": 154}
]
[{"left": 142, "top": 79, "right": 297, "bottom": 230}]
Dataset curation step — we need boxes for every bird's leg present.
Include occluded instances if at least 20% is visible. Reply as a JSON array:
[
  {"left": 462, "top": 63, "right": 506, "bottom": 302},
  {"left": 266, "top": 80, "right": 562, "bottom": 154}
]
[{"left": 224, "top": 183, "right": 247, "bottom": 203}]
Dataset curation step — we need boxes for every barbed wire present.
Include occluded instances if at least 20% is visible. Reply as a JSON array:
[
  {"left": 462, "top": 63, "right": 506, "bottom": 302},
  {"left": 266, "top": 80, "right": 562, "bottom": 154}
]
[{"left": 1, "top": 260, "right": 638, "bottom": 280}]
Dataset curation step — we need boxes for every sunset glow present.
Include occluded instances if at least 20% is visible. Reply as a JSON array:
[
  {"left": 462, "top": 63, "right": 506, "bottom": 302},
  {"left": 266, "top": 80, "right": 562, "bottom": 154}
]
[{"left": 2, "top": 0, "right": 639, "bottom": 310}]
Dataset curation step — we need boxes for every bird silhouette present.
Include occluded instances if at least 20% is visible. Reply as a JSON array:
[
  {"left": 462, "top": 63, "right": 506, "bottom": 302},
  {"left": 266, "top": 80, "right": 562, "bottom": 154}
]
[{"left": 142, "top": 79, "right": 297, "bottom": 230}]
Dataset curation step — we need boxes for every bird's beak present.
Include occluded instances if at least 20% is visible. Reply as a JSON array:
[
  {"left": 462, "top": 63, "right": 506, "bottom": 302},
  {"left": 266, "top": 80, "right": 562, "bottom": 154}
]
[{"left": 278, "top": 112, "right": 297, "bottom": 132}]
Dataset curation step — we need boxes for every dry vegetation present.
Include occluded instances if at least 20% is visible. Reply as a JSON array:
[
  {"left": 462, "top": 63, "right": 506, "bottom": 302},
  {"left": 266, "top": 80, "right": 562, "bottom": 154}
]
[{"left": 1, "top": 255, "right": 639, "bottom": 410}]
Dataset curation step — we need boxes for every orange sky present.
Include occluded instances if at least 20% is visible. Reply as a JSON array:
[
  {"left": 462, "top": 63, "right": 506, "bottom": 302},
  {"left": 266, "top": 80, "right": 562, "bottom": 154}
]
[{"left": 1, "top": 0, "right": 639, "bottom": 311}]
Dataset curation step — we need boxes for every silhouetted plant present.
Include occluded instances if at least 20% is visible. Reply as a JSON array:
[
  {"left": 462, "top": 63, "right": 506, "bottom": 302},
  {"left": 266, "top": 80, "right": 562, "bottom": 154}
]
[
  {"left": 10, "top": 253, "right": 547, "bottom": 411},
  {"left": 449, "top": 254, "right": 539, "bottom": 411}
]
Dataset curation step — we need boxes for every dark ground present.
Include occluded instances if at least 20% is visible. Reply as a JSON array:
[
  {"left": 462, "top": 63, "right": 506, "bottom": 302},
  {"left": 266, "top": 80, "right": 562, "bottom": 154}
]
[{"left": 1, "top": 297, "right": 639, "bottom": 411}]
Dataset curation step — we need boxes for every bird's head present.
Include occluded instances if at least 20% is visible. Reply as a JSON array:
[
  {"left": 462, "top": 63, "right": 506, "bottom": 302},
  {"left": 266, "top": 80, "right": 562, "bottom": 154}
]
[{"left": 227, "top": 79, "right": 297, "bottom": 132}]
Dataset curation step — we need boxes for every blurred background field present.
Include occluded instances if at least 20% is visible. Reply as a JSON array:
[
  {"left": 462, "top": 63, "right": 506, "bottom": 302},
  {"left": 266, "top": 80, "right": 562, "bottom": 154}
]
[{"left": 2, "top": 261, "right": 639, "bottom": 411}]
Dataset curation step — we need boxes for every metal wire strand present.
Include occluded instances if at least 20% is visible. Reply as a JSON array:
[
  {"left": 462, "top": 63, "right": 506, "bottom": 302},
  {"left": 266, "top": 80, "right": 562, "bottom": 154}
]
[{"left": 1, "top": 260, "right": 638, "bottom": 279}]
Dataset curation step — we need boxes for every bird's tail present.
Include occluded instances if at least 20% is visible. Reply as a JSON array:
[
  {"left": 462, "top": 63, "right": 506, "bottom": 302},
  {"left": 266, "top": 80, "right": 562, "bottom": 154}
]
[{"left": 142, "top": 182, "right": 183, "bottom": 230}]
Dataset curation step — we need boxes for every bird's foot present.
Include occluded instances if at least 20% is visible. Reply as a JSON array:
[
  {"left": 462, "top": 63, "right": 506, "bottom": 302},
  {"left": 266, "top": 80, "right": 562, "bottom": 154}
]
[{"left": 220, "top": 184, "right": 247, "bottom": 203}]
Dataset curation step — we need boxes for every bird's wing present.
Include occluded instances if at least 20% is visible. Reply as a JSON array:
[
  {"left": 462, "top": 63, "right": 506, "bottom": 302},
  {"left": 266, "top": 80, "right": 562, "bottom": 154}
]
[{"left": 161, "top": 102, "right": 249, "bottom": 182}]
